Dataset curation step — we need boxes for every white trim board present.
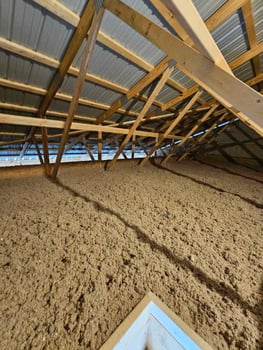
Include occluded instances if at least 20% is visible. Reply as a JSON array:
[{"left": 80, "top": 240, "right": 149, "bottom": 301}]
[{"left": 100, "top": 292, "right": 213, "bottom": 350}]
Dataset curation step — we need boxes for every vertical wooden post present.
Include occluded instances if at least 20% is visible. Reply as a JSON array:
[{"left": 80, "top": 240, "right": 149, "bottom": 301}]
[{"left": 98, "top": 130, "right": 102, "bottom": 161}]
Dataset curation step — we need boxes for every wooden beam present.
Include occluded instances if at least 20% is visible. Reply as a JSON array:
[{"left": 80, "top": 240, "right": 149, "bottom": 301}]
[
  {"left": 229, "top": 42, "right": 263, "bottom": 70},
  {"left": 107, "top": 66, "right": 174, "bottom": 169},
  {"left": 52, "top": 8, "right": 104, "bottom": 178},
  {"left": 32, "top": 0, "right": 79, "bottom": 27},
  {"left": 105, "top": 0, "right": 263, "bottom": 136},
  {"left": 32, "top": 135, "right": 44, "bottom": 165},
  {"left": 0, "top": 113, "right": 183, "bottom": 140},
  {"left": 98, "top": 130, "right": 102, "bottom": 161},
  {"left": 82, "top": 136, "right": 95, "bottom": 161},
  {"left": 38, "top": 2, "right": 95, "bottom": 117},
  {"left": 242, "top": 1, "right": 262, "bottom": 88},
  {"left": 96, "top": 57, "right": 170, "bottom": 124},
  {"left": 131, "top": 134, "right": 136, "bottom": 159},
  {"left": 162, "top": 104, "right": 219, "bottom": 163},
  {"left": 161, "top": 86, "right": 198, "bottom": 110},
  {"left": 162, "top": 0, "right": 232, "bottom": 74},
  {"left": 140, "top": 90, "right": 202, "bottom": 165}
]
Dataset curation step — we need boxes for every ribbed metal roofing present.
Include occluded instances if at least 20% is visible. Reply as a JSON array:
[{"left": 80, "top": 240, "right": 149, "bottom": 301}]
[
  {"left": 211, "top": 12, "right": 248, "bottom": 63},
  {"left": 100, "top": 11, "right": 166, "bottom": 67},
  {"left": 60, "top": 75, "right": 123, "bottom": 105},
  {"left": 0, "top": 50, "right": 55, "bottom": 89},
  {"left": 57, "top": 0, "right": 87, "bottom": 15},
  {"left": 0, "top": 0, "right": 74, "bottom": 60},
  {"left": 252, "top": 0, "right": 263, "bottom": 43},
  {"left": 171, "top": 68, "right": 196, "bottom": 89},
  {"left": 192, "top": 0, "right": 227, "bottom": 21},
  {"left": 0, "top": 86, "right": 42, "bottom": 107},
  {"left": 233, "top": 61, "right": 254, "bottom": 82}
]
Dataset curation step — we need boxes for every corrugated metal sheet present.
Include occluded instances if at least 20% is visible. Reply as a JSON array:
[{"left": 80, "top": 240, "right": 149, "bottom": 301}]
[
  {"left": 0, "top": 0, "right": 74, "bottom": 60},
  {"left": 171, "top": 68, "right": 196, "bottom": 89},
  {"left": 123, "top": 0, "right": 177, "bottom": 33},
  {"left": 156, "top": 84, "right": 180, "bottom": 104},
  {"left": 192, "top": 0, "right": 227, "bottom": 21},
  {"left": 100, "top": 11, "right": 166, "bottom": 67},
  {"left": 72, "top": 40, "right": 147, "bottom": 89},
  {"left": 57, "top": 0, "right": 86, "bottom": 15},
  {"left": 252, "top": 0, "right": 263, "bottom": 43},
  {"left": 233, "top": 61, "right": 254, "bottom": 82},
  {"left": 60, "top": 75, "right": 122, "bottom": 105},
  {"left": 0, "top": 86, "right": 42, "bottom": 107},
  {"left": 0, "top": 49, "right": 55, "bottom": 89},
  {"left": 211, "top": 12, "right": 248, "bottom": 63}
]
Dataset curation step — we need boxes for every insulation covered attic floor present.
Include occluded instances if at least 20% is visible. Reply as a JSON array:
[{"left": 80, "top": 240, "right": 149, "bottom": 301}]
[{"left": 0, "top": 159, "right": 262, "bottom": 350}]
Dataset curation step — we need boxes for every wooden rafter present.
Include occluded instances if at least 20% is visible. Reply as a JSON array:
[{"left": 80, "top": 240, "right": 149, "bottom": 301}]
[
  {"left": 107, "top": 65, "right": 174, "bottom": 169},
  {"left": 242, "top": 1, "right": 262, "bottom": 90},
  {"left": 52, "top": 8, "right": 104, "bottom": 178},
  {"left": 162, "top": 0, "right": 232, "bottom": 74},
  {"left": 105, "top": 0, "right": 263, "bottom": 137}
]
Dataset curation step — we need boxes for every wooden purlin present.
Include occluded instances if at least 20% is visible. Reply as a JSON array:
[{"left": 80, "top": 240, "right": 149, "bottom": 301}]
[
  {"left": 242, "top": 1, "right": 262, "bottom": 90},
  {"left": 52, "top": 8, "right": 104, "bottom": 178},
  {"left": 105, "top": 0, "right": 263, "bottom": 137},
  {"left": 0, "top": 113, "right": 186, "bottom": 141},
  {"left": 162, "top": 0, "right": 232, "bottom": 74}
]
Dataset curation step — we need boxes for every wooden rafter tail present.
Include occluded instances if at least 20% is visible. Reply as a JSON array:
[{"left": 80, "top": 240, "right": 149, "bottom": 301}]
[
  {"left": 140, "top": 90, "right": 202, "bottom": 165},
  {"left": 105, "top": 0, "right": 263, "bottom": 137},
  {"left": 52, "top": 8, "right": 104, "bottom": 178},
  {"left": 107, "top": 65, "right": 175, "bottom": 170},
  {"left": 162, "top": 103, "right": 219, "bottom": 163}
]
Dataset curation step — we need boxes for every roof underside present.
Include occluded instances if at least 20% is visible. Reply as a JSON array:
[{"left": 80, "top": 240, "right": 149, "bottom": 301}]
[{"left": 0, "top": 0, "right": 262, "bottom": 172}]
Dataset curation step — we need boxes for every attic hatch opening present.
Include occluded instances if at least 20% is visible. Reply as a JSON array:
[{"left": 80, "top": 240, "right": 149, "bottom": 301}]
[{"left": 100, "top": 292, "right": 213, "bottom": 350}]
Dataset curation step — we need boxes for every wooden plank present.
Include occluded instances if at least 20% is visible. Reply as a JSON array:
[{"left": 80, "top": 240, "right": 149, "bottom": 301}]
[
  {"left": 140, "top": 90, "right": 202, "bottom": 165},
  {"left": 52, "top": 8, "right": 104, "bottom": 178},
  {"left": 96, "top": 57, "right": 170, "bottom": 124},
  {"left": 0, "top": 113, "right": 183, "bottom": 140},
  {"left": 32, "top": 135, "right": 44, "bottom": 165},
  {"left": 162, "top": 0, "right": 232, "bottom": 74},
  {"left": 98, "top": 130, "right": 102, "bottom": 161},
  {"left": 242, "top": 1, "right": 262, "bottom": 87},
  {"left": 229, "top": 42, "right": 263, "bottom": 70},
  {"left": 105, "top": 0, "right": 263, "bottom": 136},
  {"left": 32, "top": 0, "right": 79, "bottom": 27},
  {"left": 38, "top": 1, "right": 95, "bottom": 117},
  {"left": 82, "top": 136, "right": 95, "bottom": 161},
  {"left": 162, "top": 103, "right": 219, "bottom": 163},
  {"left": 131, "top": 134, "right": 136, "bottom": 159},
  {"left": 162, "top": 86, "right": 199, "bottom": 110},
  {"left": 107, "top": 66, "right": 174, "bottom": 169}
]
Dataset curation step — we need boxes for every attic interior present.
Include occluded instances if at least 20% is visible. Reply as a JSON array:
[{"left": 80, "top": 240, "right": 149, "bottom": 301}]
[{"left": 0, "top": 0, "right": 262, "bottom": 349}]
